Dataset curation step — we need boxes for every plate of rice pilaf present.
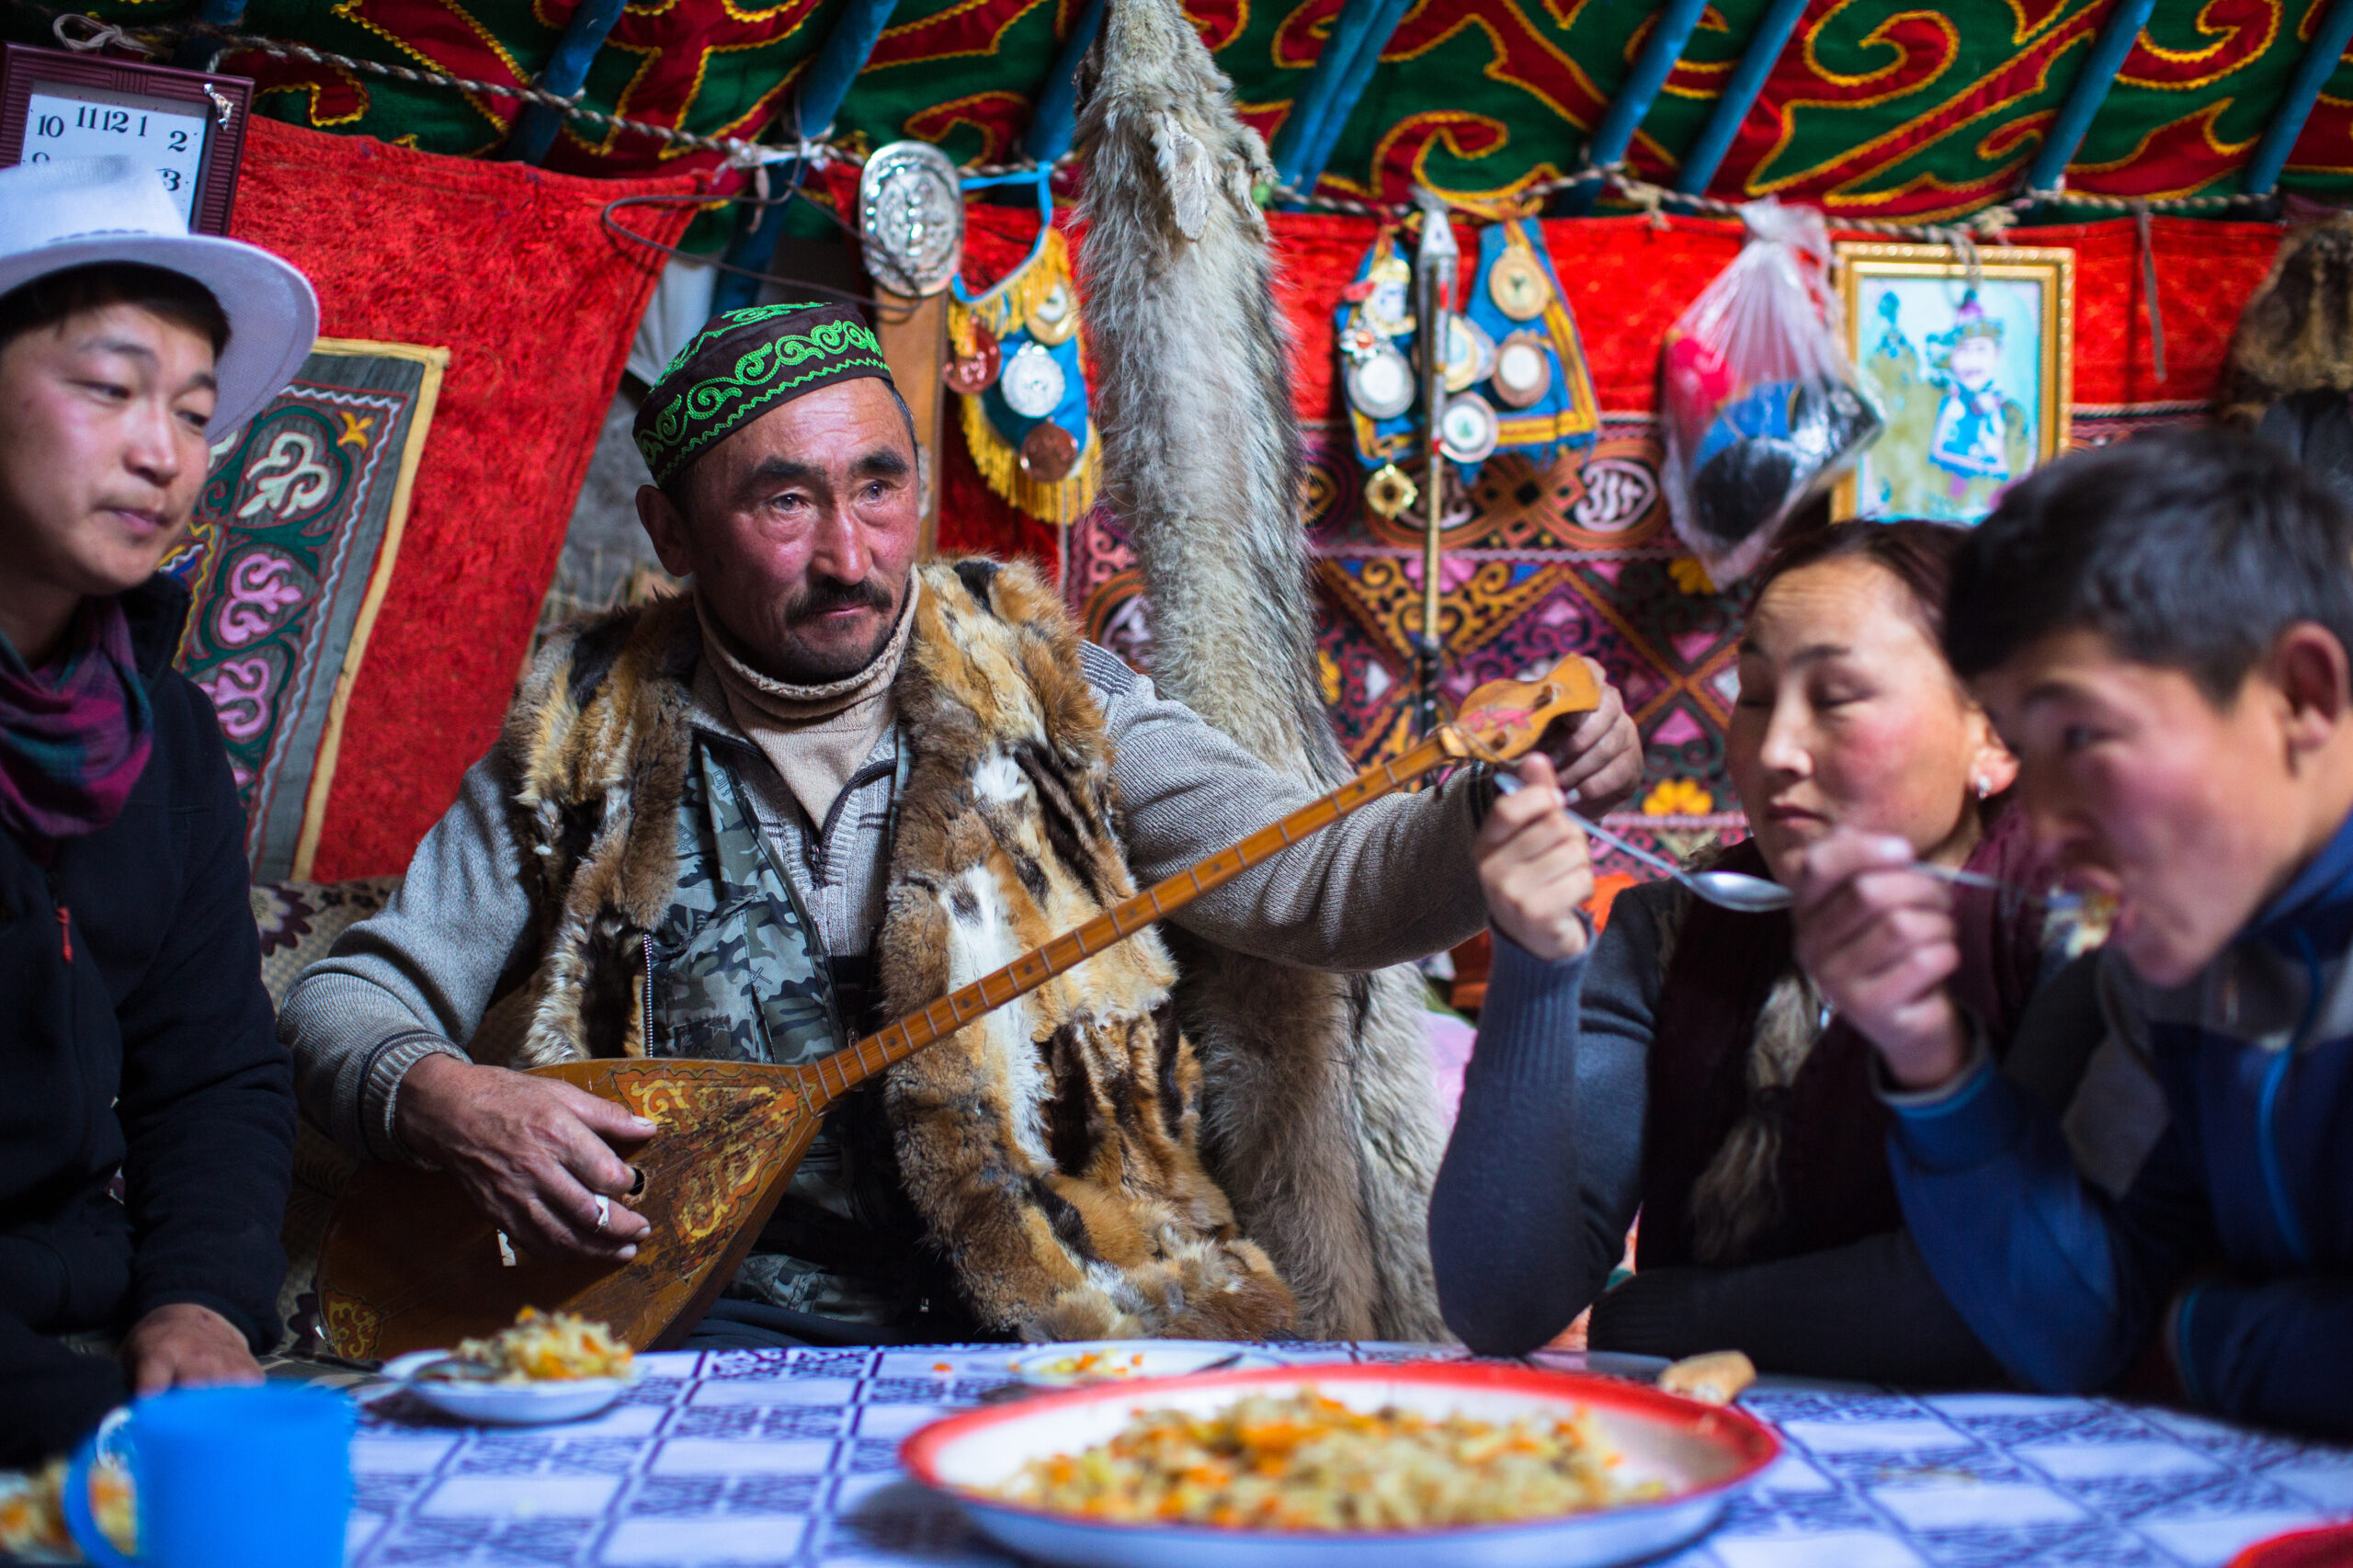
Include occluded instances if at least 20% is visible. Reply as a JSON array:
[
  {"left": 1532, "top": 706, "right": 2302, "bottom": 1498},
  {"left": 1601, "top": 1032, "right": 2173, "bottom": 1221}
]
[{"left": 901, "top": 1361, "right": 1779, "bottom": 1568}]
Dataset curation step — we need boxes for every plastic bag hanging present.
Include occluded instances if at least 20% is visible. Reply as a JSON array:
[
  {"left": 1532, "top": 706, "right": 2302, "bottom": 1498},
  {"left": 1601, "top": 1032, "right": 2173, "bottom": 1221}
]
[{"left": 1659, "top": 199, "right": 1882, "bottom": 584}]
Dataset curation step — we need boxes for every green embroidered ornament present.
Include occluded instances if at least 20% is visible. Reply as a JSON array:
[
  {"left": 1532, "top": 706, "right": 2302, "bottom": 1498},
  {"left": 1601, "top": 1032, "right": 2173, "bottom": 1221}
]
[{"left": 633, "top": 301, "right": 895, "bottom": 486}]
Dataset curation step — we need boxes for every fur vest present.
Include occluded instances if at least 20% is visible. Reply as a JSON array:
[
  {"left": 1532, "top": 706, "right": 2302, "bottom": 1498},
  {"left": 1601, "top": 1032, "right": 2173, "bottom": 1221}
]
[{"left": 483, "top": 559, "right": 1294, "bottom": 1341}]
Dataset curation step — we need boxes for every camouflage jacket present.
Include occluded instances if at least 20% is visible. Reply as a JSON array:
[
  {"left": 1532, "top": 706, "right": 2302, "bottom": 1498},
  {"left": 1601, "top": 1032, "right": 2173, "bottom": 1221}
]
[{"left": 653, "top": 737, "right": 936, "bottom": 1324}]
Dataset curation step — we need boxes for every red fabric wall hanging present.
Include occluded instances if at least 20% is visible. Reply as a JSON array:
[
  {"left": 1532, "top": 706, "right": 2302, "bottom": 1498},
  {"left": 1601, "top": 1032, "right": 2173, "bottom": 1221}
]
[{"left": 226, "top": 119, "right": 705, "bottom": 880}]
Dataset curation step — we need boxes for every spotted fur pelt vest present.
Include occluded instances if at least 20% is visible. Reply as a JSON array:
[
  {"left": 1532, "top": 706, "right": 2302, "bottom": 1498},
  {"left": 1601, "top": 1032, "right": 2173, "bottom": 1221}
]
[
  {"left": 487, "top": 559, "right": 1296, "bottom": 1341},
  {"left": 1072, "top": 0, "right": 1449, "bottom": 1341}
]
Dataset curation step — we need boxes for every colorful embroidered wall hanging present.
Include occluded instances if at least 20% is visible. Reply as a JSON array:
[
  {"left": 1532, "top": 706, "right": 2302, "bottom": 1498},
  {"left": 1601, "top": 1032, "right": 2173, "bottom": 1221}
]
[
  {"left": 165, "top": 337, "right": 445, "bottom": 881},
  {"left": 947, "top": 222, "right": 1097, "bottom": 526}
]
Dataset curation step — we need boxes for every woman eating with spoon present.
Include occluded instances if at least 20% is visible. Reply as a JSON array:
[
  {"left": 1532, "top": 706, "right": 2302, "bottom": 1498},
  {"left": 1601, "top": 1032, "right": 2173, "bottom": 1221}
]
[{"left": 1431, "top": 521, "right": 2088, "bottom": 1382}]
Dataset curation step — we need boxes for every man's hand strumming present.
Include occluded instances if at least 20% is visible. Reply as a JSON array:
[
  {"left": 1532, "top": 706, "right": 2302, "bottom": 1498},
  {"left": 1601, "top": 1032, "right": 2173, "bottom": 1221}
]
[{"left": 395, "top": 1053, "right": 655, "bottom": 1262}]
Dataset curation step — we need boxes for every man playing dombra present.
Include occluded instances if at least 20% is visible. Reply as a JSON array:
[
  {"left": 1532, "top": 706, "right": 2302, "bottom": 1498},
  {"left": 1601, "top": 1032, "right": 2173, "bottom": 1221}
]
[{"left": 282, "top": 301, "right": 1642, "bottom": 1347}]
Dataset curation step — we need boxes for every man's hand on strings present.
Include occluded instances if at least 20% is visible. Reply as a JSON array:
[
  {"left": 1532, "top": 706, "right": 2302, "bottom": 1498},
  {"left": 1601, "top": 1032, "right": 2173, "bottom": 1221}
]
[
  {"left": 1533, "top": 659, "right": 1643, "bottom": 815},
  {"left": 395, "top": 1052, "right": 655, "bottom": 1262},
  {"left": 1475, "top": 754, "right": 1595, "bottom": 962}
]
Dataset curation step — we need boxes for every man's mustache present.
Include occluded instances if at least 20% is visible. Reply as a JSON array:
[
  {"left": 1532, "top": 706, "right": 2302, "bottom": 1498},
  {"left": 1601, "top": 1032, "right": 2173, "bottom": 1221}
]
[{"left": 785, "top": 576, "right": 893, "bottom": 627}]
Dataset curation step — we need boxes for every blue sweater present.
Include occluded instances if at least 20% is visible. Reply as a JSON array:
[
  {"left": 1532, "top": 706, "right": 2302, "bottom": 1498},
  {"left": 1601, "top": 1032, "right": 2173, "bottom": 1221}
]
[{"left": 1889, "top": 809, "right": 2353, "bottom": 1437}]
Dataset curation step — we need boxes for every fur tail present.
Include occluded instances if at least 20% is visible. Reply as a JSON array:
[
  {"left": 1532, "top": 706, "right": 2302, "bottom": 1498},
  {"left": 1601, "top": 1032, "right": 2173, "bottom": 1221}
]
[{"left": 1074, "top": 0, "right": 1448, "bottom": 1341}]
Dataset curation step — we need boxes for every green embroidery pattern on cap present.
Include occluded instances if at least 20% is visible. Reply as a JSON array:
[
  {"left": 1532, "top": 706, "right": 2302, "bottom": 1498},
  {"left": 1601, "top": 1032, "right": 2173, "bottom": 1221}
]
[
  {"left": 656, "top": 302, "right": 815, "bottom": 383},
  {"left": 637, "top": 314, "right": 890, "bottom": 484}
]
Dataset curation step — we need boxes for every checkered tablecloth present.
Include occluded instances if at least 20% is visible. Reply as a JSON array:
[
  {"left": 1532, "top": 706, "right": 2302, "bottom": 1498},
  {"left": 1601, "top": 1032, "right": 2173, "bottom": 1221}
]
[{"left": 345, "top": 1343, "right": 2353, "bottom": 1568}]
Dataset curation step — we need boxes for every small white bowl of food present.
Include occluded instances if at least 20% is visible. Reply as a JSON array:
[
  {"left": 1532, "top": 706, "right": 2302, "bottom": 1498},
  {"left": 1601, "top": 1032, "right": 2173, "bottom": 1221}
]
[
  {"left": 1006, "top": 1340, "right": 1291, "bottom": 1389},
  {"left": 381, "top": 1308, "right": 635, "bottom": 1426}
]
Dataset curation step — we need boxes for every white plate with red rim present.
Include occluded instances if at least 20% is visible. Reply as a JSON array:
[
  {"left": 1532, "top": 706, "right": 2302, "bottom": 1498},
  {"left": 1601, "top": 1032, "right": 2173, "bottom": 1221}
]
[{"left": 902, "top": 1360, "right": 1779, "bottom": 1568}]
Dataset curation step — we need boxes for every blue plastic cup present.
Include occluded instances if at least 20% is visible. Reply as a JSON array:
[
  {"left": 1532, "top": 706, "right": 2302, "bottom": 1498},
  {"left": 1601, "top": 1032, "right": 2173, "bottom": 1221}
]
[{"left": 63, "top": 1383, "right": 355, "bottom": 1568}]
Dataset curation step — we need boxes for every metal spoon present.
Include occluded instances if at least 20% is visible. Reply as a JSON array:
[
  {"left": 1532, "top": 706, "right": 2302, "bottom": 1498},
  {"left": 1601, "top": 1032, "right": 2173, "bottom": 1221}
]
[
  {"left": 1916, "top": 861, "right": 2083, "bottom": 910},
  {"left": 1490, "top": 773, "right": 2078, "bottom": 914},
  {"left": 1491, "top": 772, "right": 1790, "bottom": 913}
]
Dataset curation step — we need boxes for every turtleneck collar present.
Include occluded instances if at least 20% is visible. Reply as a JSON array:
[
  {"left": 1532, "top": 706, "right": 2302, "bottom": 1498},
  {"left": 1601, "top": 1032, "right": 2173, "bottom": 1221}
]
[{"left": 696, "top": 574, "right": 921, "bottom": 827}]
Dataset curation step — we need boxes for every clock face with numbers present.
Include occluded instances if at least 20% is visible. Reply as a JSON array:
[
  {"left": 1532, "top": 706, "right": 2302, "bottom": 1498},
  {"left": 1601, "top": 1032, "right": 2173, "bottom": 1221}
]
[
  {"left": 23, "top": 82, "right": 210, "bottom": 224},
  {"left": 3, "top": 46, "right": 253, "bottom": 234}
]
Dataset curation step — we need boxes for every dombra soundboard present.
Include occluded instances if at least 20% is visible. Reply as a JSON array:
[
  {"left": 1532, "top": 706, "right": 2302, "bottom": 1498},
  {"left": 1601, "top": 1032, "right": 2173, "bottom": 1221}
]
[{"left": 315, "top": 657, "right": 1602, "bottom": 1360}]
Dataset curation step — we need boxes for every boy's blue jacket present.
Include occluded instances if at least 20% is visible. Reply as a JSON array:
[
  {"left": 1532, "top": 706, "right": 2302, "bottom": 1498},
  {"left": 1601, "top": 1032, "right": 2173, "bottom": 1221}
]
[{"left": 1888, "top": 810, "right": 2353, "bottom": 1437}]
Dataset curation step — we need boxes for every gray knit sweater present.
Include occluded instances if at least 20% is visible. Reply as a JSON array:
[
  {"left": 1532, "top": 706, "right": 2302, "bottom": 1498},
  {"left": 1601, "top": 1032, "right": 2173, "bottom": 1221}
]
[{"left": 282, "top": 643, "right": 1490, "bottom": 1162}]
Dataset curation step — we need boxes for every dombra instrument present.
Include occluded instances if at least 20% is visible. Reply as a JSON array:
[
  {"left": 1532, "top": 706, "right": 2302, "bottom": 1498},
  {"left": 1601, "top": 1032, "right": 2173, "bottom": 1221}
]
[{"left": 315, "top": 657, "right": 1602, "bottom": 1360}]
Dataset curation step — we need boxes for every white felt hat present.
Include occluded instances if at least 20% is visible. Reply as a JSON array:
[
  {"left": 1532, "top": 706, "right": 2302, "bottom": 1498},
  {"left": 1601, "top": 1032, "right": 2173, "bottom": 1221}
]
[{"left": 0, "top": 155, "right": 318, "bottom": 434}]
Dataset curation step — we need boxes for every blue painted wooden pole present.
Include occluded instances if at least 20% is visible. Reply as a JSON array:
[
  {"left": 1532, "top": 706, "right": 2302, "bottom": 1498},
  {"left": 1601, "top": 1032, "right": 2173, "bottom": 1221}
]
[
  {"left": 1022, "top": 0, "right": 1106, "bottom": 165},
  {"left": 2019, "top": 0, "right": 2154, "bottom": 194},
  {"left": 501, "top": 0, "right": 630, "bottom": 164},
  {"left": 1268, "top": 0, "right": 1413, "bottom": 195},
  {"left": 2243, "top": 0, "right": 2353, "bottom": 195},
  {"left": 1674, "top": 0, "right": 1805, "bottom": 196},
  {"left": 172, "top": 0, "right": 253, "bottom": 70},
  {"left": 713, "top": 0, "right": 900, "bottom": 314},
  {"left": 1562, "top": 0, "right": 1711, "bottom": 214},
  {"left": 1293, "top": 0, "right": 1412, "bottom": 196}
]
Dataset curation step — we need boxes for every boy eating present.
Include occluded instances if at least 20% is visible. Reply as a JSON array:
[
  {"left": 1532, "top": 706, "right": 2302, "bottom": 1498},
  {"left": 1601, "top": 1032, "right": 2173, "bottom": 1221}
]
[{"left": 1792, "top": 427, "right": 2352, "bottom": 1435}]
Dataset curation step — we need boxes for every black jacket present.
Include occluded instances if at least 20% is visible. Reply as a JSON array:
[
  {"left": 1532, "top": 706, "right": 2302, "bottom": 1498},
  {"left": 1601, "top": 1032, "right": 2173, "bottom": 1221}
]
[{"left": 0, "top": 575, "right": 292, "bottom": 1458}]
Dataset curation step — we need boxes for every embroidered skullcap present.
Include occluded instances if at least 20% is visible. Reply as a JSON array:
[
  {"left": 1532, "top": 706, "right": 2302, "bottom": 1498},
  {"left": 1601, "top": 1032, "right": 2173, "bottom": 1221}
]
[{"left": 633, "top": 301, "right": 894, "bottom": 486}]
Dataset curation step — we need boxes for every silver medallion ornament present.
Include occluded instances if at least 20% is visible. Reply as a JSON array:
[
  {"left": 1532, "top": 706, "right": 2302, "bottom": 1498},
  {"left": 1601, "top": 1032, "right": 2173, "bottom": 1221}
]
[
  {"left": 1438, "top": 392, "right": 1501, "bottom": 463},
  {"left": 1359, "top": 256, "right": 1415, "bottom": 335},
  {"left": 1028, "top": 279, "right": 1078, "bottom": 347},
  {"left": 1442, "top": 315, "right": 1496, "bottom": 394},
  {"left": 1346, "top": 341, "right": 1416, "bottom": 420},
  {"left": 999, "top": 341, "right": 1068, "bottom": 418},
  {"left": 1492, "top": 332, "right": 1552, "bottom": 409},
  {"left": 1488, "top": 245, "right": 1551, "bottom": 321},
  {"left": 859, "top": 141, "right": 965, "bottom": 298}
]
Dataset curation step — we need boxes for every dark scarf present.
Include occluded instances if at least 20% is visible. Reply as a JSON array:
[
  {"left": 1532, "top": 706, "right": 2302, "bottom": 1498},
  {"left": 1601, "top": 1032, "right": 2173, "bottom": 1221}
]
[
  {"left": 0, "top": 598, "right": 154, "bottom": 846},
  {"left": 1640, "top": 808, "right": 2048, "bottom": 1270}
]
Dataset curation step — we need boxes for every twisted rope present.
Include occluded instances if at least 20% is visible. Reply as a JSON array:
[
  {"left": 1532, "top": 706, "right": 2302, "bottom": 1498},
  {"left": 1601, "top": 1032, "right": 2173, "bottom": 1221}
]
[
  {"left": 1274, "top": 165, "right": 2277, "bottom": 235},
  {"left": 21, "top": 5, "right": 2294, "bottom": 229},
  {"left": 36, "top": 5, "right": 1086, "bottom": 176}
]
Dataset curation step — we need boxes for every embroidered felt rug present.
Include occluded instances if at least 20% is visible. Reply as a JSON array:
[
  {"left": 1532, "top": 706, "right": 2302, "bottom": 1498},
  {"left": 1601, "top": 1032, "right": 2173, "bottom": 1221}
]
[{"left": 165, "top": 339, "right": 443, "bottom": 881}]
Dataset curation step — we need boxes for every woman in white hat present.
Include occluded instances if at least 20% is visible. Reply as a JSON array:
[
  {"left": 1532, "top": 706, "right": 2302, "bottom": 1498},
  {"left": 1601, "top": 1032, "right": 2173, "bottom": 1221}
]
[{"left": 0, "top": 154, "right": 316, "bottom": 1462}]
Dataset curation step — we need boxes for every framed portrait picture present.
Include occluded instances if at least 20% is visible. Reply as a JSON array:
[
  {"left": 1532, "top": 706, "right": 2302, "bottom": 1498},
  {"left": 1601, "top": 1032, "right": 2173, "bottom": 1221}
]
[
  {"left": 1834, "top": 244, "right": 2074, "bottom": 525},
  {"left": 1, "top": 43, "right": 253, "bottom": 234}
]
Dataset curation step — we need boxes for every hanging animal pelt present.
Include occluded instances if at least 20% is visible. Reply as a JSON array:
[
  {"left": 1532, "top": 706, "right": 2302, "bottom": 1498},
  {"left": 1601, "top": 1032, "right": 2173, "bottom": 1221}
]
[
  {"left": 1073, "top": 0, "right": 1449, "bottom": 1341},
  {"left": 2217, "top": 214, "right": 2353, "bottom": 426}
]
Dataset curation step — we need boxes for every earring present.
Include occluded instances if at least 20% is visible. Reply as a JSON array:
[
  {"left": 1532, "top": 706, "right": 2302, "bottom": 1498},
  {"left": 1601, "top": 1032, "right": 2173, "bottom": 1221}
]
[{"left": 1971, "top": 776, "right": 1991, "bottom": 800}]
